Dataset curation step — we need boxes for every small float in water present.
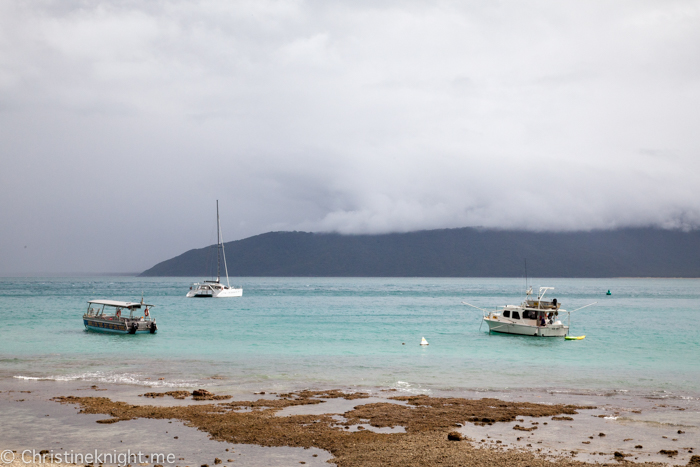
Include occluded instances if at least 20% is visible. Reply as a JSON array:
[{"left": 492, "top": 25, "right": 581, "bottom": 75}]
[
  {"left": 83, "top": 299, "right": 157, "bottom": 334},
  {"left": 565, "top": 335, "right": 585, "bottom": 340},
  {"left": 463, "top": 287, "right": 596, "bottom": 338}
]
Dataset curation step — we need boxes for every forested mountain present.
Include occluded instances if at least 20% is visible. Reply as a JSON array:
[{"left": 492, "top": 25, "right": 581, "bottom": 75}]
[{"left": 140, "top": 227, "right": 700, "bottom": 277}]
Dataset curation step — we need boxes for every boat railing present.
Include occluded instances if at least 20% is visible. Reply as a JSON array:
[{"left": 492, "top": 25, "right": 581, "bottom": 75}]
[
  {"left": 83, "top": 314, "right": 154, "bottom": 322},
  {"left": 525, "top": 300, "right": 560, "bottom": 310}
]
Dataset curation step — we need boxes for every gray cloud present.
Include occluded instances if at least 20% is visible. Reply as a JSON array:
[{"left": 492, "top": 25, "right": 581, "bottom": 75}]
[{"left": 1, "top": 0, "right": 699, "bottom": 273}]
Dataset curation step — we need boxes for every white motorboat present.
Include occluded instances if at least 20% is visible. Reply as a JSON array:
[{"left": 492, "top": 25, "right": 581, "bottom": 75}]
[
  {"left": 186, "top": 201, "right": 243, "bottom": 298},
  {"left": 83, "top": 299, "right": 157, "bottom": 334},
  {"left": 464, "top": 287, "right": 595, "bottom": 337}
]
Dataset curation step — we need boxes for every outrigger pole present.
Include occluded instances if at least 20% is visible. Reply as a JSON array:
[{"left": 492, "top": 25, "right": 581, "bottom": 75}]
[
  {"left": 568, "top": 302, "right": 598, "bottom": 313},
  {"left": 565, "top": 302, "right": 597, "bottom": 331},
  {"left": 462, "top": 301, "right": 492, "bottom": 313},
  {"left": 462, "top": 302, "right": 495, "bottom": 332}
]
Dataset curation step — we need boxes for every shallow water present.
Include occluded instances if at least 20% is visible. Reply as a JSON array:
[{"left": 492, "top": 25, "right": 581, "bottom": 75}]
[
  {"left": 1, "top": 276, "right": 699, "bottom": 399},
  {"left": 1, "top": 277, "right": 699, "bottom": 465}
]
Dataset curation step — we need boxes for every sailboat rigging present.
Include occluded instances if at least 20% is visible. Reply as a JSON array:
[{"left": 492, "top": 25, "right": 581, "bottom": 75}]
[{"left": 186, "top": 201, "right": 243, "bottom": 298}]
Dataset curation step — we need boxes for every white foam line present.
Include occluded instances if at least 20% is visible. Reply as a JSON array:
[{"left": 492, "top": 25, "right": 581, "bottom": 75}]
[
  {"left": 393, "top": 381, "right": 431, "bottom": 395},
  {"left": 14, "top": 372, "right": 206, "bottom": 388}
]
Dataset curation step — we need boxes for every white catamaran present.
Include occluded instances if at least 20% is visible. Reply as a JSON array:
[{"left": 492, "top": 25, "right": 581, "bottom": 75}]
[{"left": 186, "top": 201, "right": 243, "bottom": 298}]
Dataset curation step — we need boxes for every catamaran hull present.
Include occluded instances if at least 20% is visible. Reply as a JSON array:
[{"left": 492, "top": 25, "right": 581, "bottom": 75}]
[
  {"left": 186, "top": 288, "right": 242, "bottom": 298},
  {"left": 484, "top": 318, "right": 568, "bottom": 337},
  {"left": 214, "top": 288, "right": 242, "bottom": 297}
]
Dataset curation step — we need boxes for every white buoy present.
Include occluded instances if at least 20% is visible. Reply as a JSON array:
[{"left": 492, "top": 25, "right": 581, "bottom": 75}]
[{"left": 420, "top": 337, "right": 429, "bottom": 346}]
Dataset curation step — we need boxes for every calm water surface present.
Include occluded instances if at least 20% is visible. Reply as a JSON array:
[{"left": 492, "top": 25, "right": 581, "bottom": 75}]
[{"left": 1, "top": 277, "right": 698, "bottom": 398}]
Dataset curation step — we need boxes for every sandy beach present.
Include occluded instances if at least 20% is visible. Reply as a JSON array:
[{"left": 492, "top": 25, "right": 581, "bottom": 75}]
[{"left": 2, "top": 380, "right": 698, "bottom": 467}]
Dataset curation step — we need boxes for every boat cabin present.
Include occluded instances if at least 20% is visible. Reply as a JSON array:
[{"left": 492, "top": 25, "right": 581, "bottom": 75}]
[
  {"left": 188, "top": 282, "right": 221, "bottom": 297},
  {"left": 500, "top": 306, "right": 559, "bottom": 325}
]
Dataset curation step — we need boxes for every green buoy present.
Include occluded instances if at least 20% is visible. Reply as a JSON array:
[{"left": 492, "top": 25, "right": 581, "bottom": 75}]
[{"left": 606, "top": 290, "right": 611, "bottom": 295}]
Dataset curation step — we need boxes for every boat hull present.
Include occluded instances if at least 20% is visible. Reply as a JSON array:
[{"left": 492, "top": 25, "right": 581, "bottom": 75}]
[
  {"left": 186, "top": 287, "right": 242, "bottom": 298},
  {"left": 484, "top": 318, "right": 568, "bottom": 337},
  {"left": 214, "top": 287, "right": 242, "bottom": 298},
  {"left": 83, "top": 318, "right": 156, "bottom": 334}
]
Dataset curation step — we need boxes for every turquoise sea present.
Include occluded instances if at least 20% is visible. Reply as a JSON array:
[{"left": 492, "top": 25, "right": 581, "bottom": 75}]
[{"left": 1, "top": 277, "right": 699, "bottom": 399}]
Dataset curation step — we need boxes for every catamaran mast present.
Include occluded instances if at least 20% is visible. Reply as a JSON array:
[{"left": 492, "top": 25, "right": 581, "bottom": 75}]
[
  {"left": 217, "top": 200, "right": 231, "bottom": 287},
  {"left": 216, "top": 200, "right": 221, "bottom": 283}
]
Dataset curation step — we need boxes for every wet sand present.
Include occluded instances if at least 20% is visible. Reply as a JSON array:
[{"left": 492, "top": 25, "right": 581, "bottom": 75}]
[{"left": 2, "top": 382, "right": 698, "bottom": 467}]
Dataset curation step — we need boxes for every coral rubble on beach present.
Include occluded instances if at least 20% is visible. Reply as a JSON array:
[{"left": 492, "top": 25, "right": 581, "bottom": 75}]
[{"left": 49, "top": 389, "right": 679, "bottom": 467}]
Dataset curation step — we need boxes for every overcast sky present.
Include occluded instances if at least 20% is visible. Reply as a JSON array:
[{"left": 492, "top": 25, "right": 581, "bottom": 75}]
[{"left": 1, "top": 1, "right": 699, "bottom": 274}]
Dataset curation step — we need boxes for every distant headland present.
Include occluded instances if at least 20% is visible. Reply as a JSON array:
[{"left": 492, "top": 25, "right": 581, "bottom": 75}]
[{"left": 139, "top": 227, "right": 700, "bottom": 278}]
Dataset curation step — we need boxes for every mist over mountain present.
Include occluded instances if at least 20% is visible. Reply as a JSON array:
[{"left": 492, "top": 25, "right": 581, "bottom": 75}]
[
  {"left": 2, "top": 3, "right": 700, "bottom": 275},
  {"left": 140, "top": 227, "right": 700, "bottom": 278}
]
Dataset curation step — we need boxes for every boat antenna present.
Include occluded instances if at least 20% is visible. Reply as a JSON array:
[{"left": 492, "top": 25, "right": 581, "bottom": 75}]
[{"left": 524, "top": 258, "right": 528, "bottom": 294}]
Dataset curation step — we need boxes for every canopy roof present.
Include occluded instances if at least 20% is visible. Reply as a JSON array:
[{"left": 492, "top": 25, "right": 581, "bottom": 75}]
[{"left": 87, "top": 300, "right": 153, "bottom": 308}]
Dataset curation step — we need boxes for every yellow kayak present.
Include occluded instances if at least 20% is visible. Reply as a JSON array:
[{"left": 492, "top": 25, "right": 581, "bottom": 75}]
[{"left": 565, "top": 335, "right": 585, "bottom": 340}]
